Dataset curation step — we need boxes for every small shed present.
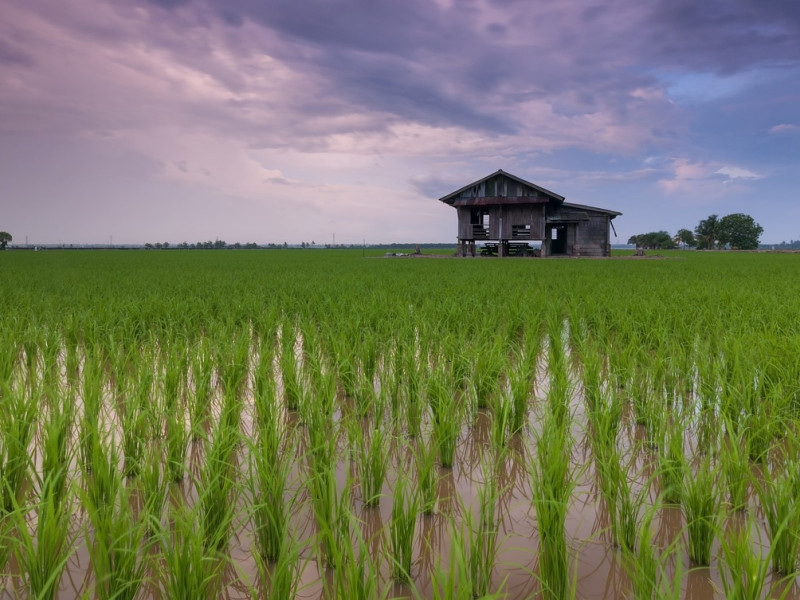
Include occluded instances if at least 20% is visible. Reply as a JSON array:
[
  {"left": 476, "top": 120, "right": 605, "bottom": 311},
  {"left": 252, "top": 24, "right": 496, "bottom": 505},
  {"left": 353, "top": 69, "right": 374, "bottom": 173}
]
[{"left": 438, "top": 169, "right": 621, "bottom": 257}]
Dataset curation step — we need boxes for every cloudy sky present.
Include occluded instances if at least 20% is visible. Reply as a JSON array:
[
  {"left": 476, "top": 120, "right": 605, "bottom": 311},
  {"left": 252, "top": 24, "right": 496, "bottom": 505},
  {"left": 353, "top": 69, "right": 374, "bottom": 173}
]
[{"left": 2, "top": 0, "right": 799, "bottom": 245}]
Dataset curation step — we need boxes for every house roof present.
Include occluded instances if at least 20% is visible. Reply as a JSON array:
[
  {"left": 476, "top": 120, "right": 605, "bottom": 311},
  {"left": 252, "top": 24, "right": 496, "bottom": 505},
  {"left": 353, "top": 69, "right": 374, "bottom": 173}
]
[
  {"left": 559, "top": 202, "right": 622, "bottom": 218},
  {"left": 438, "top": 169, "right": 565, "bottom": 205}
]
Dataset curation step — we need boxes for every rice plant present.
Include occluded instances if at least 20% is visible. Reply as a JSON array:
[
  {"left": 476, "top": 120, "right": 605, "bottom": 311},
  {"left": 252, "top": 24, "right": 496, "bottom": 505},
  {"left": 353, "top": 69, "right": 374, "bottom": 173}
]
[
  {"left": 11, "top": 466, "right": 75, "bottom": 600},
  {"left": 755, "top": 456, "right": 800, "bottom": 576},
  {"left": 159, "top": 503, "right": 225, "bottom": 599},
  {"left": 682, "top": 454, "right": 720, "bottom": 566},
  {"left": 352, "top": 419, "right": 388, "bottom": 507},
  {"left": 530, "top": 405, "right": 575, "bottom": 600},
  {"left": 138, "top": 441, "right": 167, "bottom": 536},
  {"left": 718, "top": 517, "right": 773, "bottom": 600},
  {"left": 467, "top": 464, "right": 501, "bottom": 598},
  {"left": 247, "top": 422, "right": 293, "bottom": 564},
  {"left": 389, "top": 471, "right": 418, "bottom": 583},
  {"left": 84, "top": 462, "right": 149, "bottom": 600},
  {"left": 428, "top": 365, "right": 461, "bottom": 469},
  {"left": 621, "top": 505, "right": 659, "bottom": 600},
  {"left": 198, "top": 420, "right": 240, "bottom": 553},
  {"left": 657, "top": 422, "right": 685, "bottom": 505},
  {"left": 1, "top": 383, "right": 37, "bottom": 515},
  {"left": 416, "top": 433, "right": 439, "bottom": 515}
]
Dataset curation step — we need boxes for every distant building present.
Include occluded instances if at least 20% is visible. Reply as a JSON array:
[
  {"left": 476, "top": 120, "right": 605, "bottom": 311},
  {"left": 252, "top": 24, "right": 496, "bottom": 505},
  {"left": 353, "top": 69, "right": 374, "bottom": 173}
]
[{"left": 439, "top": 170, "right": 621, "bottom": 257}]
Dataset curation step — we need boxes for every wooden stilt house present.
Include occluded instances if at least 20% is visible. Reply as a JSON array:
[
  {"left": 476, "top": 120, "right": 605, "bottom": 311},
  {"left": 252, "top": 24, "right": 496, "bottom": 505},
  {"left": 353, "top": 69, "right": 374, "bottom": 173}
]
[{"left": 439, "top": 170, "right": 621, "bottom": 257}]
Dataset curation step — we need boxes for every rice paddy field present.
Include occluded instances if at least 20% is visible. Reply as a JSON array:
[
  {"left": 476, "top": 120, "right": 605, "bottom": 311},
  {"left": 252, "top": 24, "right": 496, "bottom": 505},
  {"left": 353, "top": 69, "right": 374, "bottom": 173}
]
[{"left": 2, "top": 248, "right": 800, "bottom": 600}]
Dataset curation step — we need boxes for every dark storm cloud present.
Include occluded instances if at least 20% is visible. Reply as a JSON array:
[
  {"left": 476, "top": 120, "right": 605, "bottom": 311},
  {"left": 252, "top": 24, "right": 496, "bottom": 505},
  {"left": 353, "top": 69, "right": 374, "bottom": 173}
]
[
  {"left": 646, "top": 0, "right": 800, "bottom": 73},
  {"left": 136, "top": 0, "right": 800, "bottom": 129},
  {"left": 0, "top": 37, "right": 34, "bottom": 67}
]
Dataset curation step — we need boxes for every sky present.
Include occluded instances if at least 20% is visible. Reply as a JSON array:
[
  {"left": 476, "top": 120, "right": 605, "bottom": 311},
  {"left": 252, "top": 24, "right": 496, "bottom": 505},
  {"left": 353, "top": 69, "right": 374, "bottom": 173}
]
[{"left": 2, "top": 0, "right": 799, "bottom": 246}]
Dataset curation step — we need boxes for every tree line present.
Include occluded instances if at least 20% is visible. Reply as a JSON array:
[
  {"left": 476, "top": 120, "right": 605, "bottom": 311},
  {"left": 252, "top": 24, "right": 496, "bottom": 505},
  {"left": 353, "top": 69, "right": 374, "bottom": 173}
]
[{"left": 627, "top": 213, "right": 764, "bottom": 250}]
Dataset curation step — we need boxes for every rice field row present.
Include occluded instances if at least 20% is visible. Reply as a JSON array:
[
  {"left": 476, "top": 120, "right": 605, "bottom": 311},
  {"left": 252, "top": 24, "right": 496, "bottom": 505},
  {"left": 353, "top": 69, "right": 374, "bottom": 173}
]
[{"left": 2, "top": 249, "right": 800, "bottom": 599}]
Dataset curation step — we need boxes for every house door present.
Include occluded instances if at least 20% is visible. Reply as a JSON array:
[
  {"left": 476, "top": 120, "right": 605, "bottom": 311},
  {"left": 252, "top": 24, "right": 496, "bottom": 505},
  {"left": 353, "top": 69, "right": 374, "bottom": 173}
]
[{"left": 550, "top": 225, "right": 568, "bottom": 254}]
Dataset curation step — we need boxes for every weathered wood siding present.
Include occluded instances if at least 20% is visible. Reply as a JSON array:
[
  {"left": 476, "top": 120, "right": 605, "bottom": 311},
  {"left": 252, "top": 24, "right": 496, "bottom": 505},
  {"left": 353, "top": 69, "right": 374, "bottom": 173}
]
[{"left": 574, "top": 216, "right": 610, "bottom": 256}]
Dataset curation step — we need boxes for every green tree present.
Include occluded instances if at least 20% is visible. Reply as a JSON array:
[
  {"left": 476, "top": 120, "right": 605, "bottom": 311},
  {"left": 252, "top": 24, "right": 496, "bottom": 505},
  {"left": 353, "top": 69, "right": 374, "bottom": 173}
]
[
  {"left": 694, "top": 215, "right": 720, "bottom": 250},
  {"left": 674, "top": 228, "right": 696, "bottom": 249},
  {"left": 717, "top": 213, "right": 763, "bottom": 249},
  {"left": 628, "top": 231, "right": 675, "bottom": 249},
  {"left": 0, "top": 231, "right": 11, "bottom": 249}
]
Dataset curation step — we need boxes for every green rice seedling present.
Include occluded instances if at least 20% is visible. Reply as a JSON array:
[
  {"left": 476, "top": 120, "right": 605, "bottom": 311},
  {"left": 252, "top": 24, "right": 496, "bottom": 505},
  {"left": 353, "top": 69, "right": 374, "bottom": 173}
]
[
  {"left": 86, "top": 435, "right": 122, "bottom": 526},
  {"left": 682, "top": 454, "right": 721, "bottom": 566},
  {"left": 586, "top": 389, "right": 622, "bottom": 462},
  {"left": 621, "top": 504, "right": 658, "bottom": 600},
  {"left": 252, "top": 342, "right": 278, "bottom": 432},
  {"left": 614, "top": 464, "right": 650, "bottom": 555},
  {"left": 755, "top": 457, "right": 800, "bottom": 576},
  {"left": 595, "top": 442, "right": 646, "bottom": 553},
  {"left": 507, "top": 349, "right": 535, "bottom": 434},
  {"left": 84, "top": 470, "right": 149, "bottom": 600},
  {"left": 718, "top": 517, "right": 775, "bottom": 600},
  {"left": 138, "top": 442, "right": 167, "bottom": 536},
  {"left": 120, "top": 385, "right": 146, "bottom": 477},
  {"left": 721, "top": 423, "right": 750, "bottom": 512},
  {"left": 416, "top": 433, "right": 439, "bottom": 515},
  {"left": 430, "top": 517, "right": 473, "bottom": 600},
  {"left": 428, "top": 366, "right": 461, "bottom": 468},
  {"left": 0, "top": 509, "right": 12, "bottom": 573},
  {"left": 40, "top": 395, "right": 73, "bottom": 509},
  {"left": 198, "top": 421, "right": 240, "bottom": 553},
  {"left": 353, "top": 420, "right": 388, "bottom": 507},
  {"left": 189, "top": 339, "right": 215, "bottom": 440},
  {"left": 330, "top": 514, "right": 388, "bottom": 600},
  {"left": 383, "top": 346, "right": 404, "bottom": 423},
  {"left": 389, "top": 471, "right": 419, "bottom": 583},
  {"left": 166, "top": 408, "right": 188, "bottom": 482},
  {"left": 247, "top": 412, "right": 294, "bottom": 565},
  {"left": 545, "top": 344, "right": 571, "bottom": 430},
  {"left": 657, "top": 423, "right": 685, "bottom": 505},
  {"left": 2, "top": 384, "right": 37, "bottom": 515},
  {"left": 630, "top": 369, "right": 650, "bottom": 427},
  {"left": 255, "top": 534, "right": 303, "bottom": 600},
  {"left": 310, "top": 464, "right": 352, "bottom": 570},
  {"left": 218, "top": 334, "right": 251, "bottom": 400},
  {"left": 159, "top": 503, "right": 225, "bottom": 600},
  {"left": 79, "top": 351, "right": 105, "bottom": 473},
  {"left": 467, "top": 465, "right": 501, "bottom": 598},
  {"left": 490, "top": 391, "right": 514, "bottom": 452},
  {"left": 404, "top": 348, "right": 425, "bottom": 438},
  {"left": 306, "top": 417, "right": 350, "bottom": 568},
  {"left": 335, "top": 338, "right": 360, "bottom": 399},
  {"left": 11, "top": 468, "right": 75, "bottom": 600},
  {"left": 280, "top": 329, "right": 302, "bottom": 411},
  {"left": 530, "top": 407, "right": 575, "bottom": 600},
  {"left": 473, "top": 343, "right": 504, "bottom": 410},
  {"left": 353, "top": 368, "right": 376, "bottom": 420}
]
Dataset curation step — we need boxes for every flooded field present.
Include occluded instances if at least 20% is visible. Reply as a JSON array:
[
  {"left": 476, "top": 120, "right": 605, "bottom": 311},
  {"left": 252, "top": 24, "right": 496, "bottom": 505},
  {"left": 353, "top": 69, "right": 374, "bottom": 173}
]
[{"left": 2, "top": 249, "right": 800, "bottom": 599}]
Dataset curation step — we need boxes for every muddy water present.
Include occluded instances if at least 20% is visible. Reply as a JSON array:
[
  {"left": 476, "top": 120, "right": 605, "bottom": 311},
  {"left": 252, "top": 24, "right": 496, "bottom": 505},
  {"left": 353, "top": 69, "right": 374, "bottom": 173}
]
[{"left": 3, "top": 354, "right": 800, "bottom": 600}]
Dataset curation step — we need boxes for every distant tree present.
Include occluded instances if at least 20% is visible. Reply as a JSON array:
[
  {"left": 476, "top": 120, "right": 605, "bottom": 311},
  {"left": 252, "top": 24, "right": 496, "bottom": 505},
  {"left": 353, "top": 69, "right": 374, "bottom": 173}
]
[
  {"left": 628, "top": 231, "right": 675, "bottom": 249},
  {"left": 674, "top": 228, "right": 696, "bottom": 249},
  {"left": 0, "top": 231, "right": 11, "bottom": 249},
  {"left": 717, "top": 213, "right": 763, "bottom": 249},
  {"left": 694, "top": 215, "right": 720, "bottom": 249}
]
